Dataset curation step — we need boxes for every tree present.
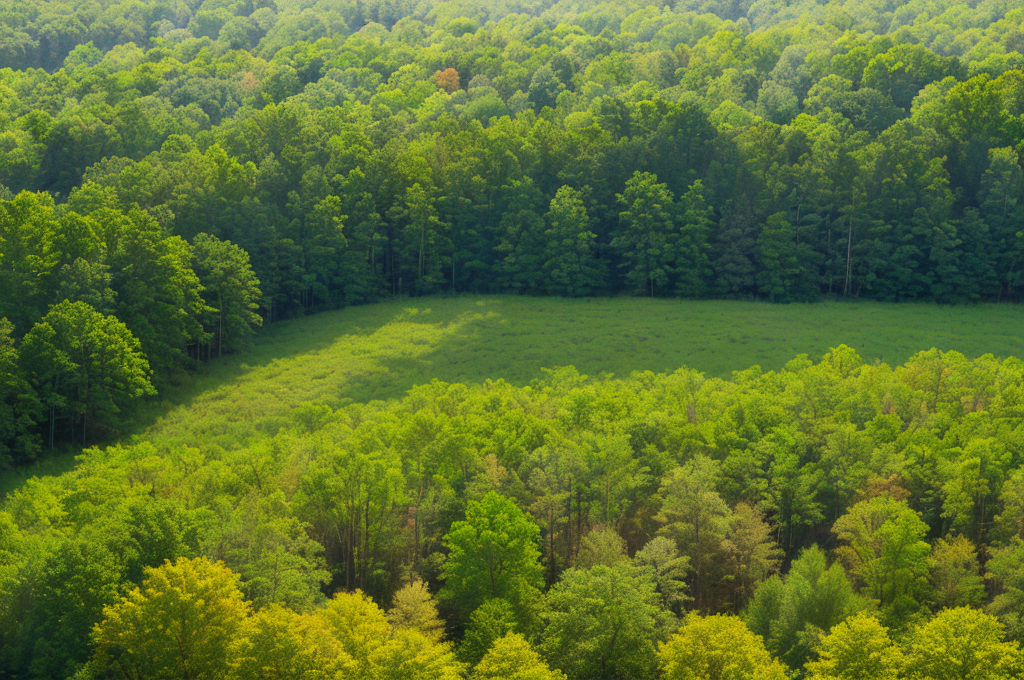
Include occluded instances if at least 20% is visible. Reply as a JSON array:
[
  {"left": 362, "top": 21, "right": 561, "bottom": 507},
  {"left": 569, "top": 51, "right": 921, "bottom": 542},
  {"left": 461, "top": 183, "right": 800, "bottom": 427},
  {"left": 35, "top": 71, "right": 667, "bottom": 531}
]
[
  {"left": 832, "top": 495, "right": 931, "bottom": 626},
  {"left": 192, "top": 233, "right": 262, "bottom": 358},
  {"left": 473, "top": 633, "right": 566, "bottom": 680},
  {"left": 979, "top": 148, "right": 1024, "bottom": 299},
  {"left": 0, "top": 191, "right": 59, "bottom": 333},
  {"left": 757, "top": 213, "right": 801, "bottom": 302},
  {"left": 440, "top": 492, "right": 544, "bottom": 625},
  {"left": 659, "top": 613, "right": 788, "bottom": 680},
  {"left": 389, "top": 580, "right": 445, "bottom": 643},
  {"left": 0, "top": 317, "right": 39, "bottom": 464},
  {"left": 804, "top": 613, "right": 903, "bottom": 680},
  {"left": 674, "top": 180, "right": 713, "bottom": 298},
  {"left": 435, "top": 68, "right": 460, "bottom": 94},
  {"left": 319, "top": 590, "right": 391, "bottom": 673},
  {"left": 397, "top": 184, "right": 449, "bottom": 295},
  {"left": 613, "top": 171, "right": 675, "bottom": 296},
  {"left": 986, "top": 538, "right": 1024, "bottom": 642},
  {"left": 90, "top": 557, "right": 249, "bottom": 680},
  {"left": 528, "top": 65, "right": 565, "bottom": 110},
  {"left": 95, "top": 207, "right": 207, "bottom": 374},
  {"left": 20, "top": 300, "right": 154, "bottom": 445},
  {"left": 234, "top": 605, "right": 355, "bottom": 680},
  {"left": 495, "top": 178, "right": 547, "bottom": 294},
  {"left": 745, "top": 546, "right": 864, "bottom": 670},
  {"left": 904, "top": 607, "right": 1023, "bottom": 680},
  {"left": 542, "top": 186, "right": 604, "bottom": 297},
  {"left": 721, "top": 503, "right": 782, "bottom": 611},
  {"left": 369, "top": 628, "right": 465, "bottom": 680},
  {"left": 575, "top": 526, "right": 628, "bottom": 569},
  {"left": 460, "top": 598, "right": 518, "bottom": 667},
  {"left": 542, "top": 563, "right": 667, "bottom": 680},
  {"left": 929, "top": 535, "right": 984, "bottom": 609},
  {"left": 633, "top": 536, "right": 691, "bottom": 614},
  {"left": 656, "top": 455, "right": 730, "bottom": 611}
]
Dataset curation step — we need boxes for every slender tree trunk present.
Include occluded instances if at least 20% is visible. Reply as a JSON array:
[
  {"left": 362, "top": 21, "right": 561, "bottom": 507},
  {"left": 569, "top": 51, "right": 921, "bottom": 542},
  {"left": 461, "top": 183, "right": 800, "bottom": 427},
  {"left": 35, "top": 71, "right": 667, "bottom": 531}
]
[
  {"left": 844, "top": 191, "right": 855, "bottom": 296},
  {"left": 218, "top": 290, "right": 224, "bottom": 359}
]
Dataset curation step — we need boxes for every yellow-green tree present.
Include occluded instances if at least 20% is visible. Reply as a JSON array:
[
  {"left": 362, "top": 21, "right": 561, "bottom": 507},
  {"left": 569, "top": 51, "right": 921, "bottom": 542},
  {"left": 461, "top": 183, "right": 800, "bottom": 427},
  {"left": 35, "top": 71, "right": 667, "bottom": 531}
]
[
  {"left": 474, "top": 633, "right": 566, "bottom": 680},
  {"left": 804, "top": 613, "right": 903, "bottom": 680},
  {"left": 903, "top": 607, "right": 1023, "bottom": 680},
  {"left": 90, "top": 557, "right": 249, "bottom": 680},
  {"left": 388, "top": 580, "right": 445, "bottom": 643},
  {"left": 659, "top": 613, "right": 788, "bottom": 680},
  {"left": 233, "top": 604, "right": 354, "bottom": 680}
]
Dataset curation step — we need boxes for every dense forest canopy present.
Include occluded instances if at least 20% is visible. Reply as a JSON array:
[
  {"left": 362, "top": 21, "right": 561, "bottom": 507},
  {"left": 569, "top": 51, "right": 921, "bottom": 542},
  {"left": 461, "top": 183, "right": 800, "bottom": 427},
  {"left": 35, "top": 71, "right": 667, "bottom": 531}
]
[
  {"left": 2, "top": 347, "right": 1024, "bottom": 679},
  {"left": 1, "top": 0, "right": 1024, "bottom": 677}
]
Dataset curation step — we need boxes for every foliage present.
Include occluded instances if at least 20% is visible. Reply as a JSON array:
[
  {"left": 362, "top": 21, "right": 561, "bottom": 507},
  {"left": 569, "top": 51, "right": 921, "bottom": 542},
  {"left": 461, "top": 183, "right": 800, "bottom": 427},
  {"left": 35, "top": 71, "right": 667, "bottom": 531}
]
[
  {"left": 473, "top": 633, "right": 566, "bottom": 680},
  {"left": 903, "top": 607, "right": 1024, "bottom": 680},
  {"left": 542, "top": 562, "right": 669, "bottom": 680},
  {"left": 804, "top": 613, "right": 903, "bottom": 680},
  {"left": 440, "top": 492, "right": 544, "bottom": 625},
  {"left": 659, "top": 612, "right": 788, "bottom": 680},
  {"left": 90, "top": 557, "right": 250, "bottom": 680}
]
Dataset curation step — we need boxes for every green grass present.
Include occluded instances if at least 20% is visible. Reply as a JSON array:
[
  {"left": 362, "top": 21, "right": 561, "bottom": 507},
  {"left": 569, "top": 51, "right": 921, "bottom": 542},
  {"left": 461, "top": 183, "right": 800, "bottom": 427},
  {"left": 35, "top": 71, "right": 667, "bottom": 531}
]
[
  {"left": 135, "top": 296, "right": 1024, "bottom": 451},
  {"left": 4, "top": 296, "right": 1021, "bottom": 490}
]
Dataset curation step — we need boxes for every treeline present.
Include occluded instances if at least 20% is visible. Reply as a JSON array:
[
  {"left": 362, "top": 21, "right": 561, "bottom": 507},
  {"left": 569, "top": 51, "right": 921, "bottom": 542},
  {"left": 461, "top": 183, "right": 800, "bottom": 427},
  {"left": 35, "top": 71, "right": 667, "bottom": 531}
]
[
  {"left": 0, "top": 189, "right": 263, "bottom": 464},
  {"left": 2, "top": 347, "right": 1023, "bottom": 678},
  {"left": 0, "top": 0, "right": 1022, "bottom": 318}
]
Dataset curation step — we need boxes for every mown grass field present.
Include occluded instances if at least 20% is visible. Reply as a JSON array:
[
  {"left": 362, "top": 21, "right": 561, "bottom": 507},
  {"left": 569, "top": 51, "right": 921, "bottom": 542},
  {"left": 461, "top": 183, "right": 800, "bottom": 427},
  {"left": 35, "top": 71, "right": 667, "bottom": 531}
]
[{"left": 4, "top": 296, "right": 1022, "bottom": 494}]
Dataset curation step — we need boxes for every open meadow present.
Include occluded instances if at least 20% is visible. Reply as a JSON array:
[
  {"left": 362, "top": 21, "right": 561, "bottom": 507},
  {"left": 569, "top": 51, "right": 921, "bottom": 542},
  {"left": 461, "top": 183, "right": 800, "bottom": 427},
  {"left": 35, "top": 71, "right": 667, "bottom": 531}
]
[{"left": 142, "top": 296, "right": 1024, "bottom": 447}]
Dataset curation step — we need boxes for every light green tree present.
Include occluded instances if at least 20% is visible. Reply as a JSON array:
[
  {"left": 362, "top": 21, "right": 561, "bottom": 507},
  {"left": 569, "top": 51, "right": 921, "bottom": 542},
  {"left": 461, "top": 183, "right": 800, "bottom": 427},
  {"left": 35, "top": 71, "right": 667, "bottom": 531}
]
[
  {"left": 90, "top": 557, "right": 250, "bottom": 680},
  {"left": 440, "top": 492, "right": 544, "bottom": 625},
  {"left": 542, "top": 563, "right": 668, "bottom": 680},
  {"left": 904, "top": 607, "right": 1023, "bottom": 680},
  {"left": 804, "top": 613, "right": 902, "bottom": 680},
  {"left": 832, "top": 495, "right": 931, "bottom": 627},
  {"left": 928, "top": 535, "right": 984, "bottom": 609},
  {"left": 659, "top": 612, "right": 788, "bottom": 680},
  {"left": 473, "top": 633, "right": 566, "bottom": 680}
]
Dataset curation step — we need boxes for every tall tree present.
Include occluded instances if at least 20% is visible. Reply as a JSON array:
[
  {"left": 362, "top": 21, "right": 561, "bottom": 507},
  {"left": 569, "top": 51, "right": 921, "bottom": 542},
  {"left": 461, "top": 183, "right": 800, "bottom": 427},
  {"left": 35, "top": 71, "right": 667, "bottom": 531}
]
[
  {"left": 440, "top": 492, "right": 544, "bottom": 626},
  {"left": 192, "top": 233, "right": 263, "bottom": 358},
  {"left": 0, "top": 318, "right": 39, "bottom": 464},
  {"left": 832, "top": 495, "right": 931, "bottom": 628},
  {"left": 613, "top": 171, "right": 675, "bottom": 296},
  {"left": 656, "top": 456, "right": 730, "bottom": 611},
  {"left": 542, "top": 186, "right": 604, "bottom": 297},
  {"left": 804, "top": 613, "right": 903, "bottom": 680},
  {"left": 20, "top": 300, "right": 154, "bottom": 445},
  {"left": 473, "top": 633, "right": 566, "bottom": 680},
  {"left": 89, "top": 557, "right": 250, "bottom": 680},
  {"left": 659, "top": 613, "right": 788, "bottom": 680},
  {"left": 542, "top": 563, "right": 668, "bottom": 680}
]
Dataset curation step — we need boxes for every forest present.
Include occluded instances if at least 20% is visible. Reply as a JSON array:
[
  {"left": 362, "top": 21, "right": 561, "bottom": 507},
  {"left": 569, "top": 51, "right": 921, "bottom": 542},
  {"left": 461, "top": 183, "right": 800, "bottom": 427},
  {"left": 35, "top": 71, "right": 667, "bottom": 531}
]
[
  {"left": 1, "top": 0, "right": 1024, "bottom": 677},
  {"left": 2, "top": 346, "right": 1024, "bottom": 679}
]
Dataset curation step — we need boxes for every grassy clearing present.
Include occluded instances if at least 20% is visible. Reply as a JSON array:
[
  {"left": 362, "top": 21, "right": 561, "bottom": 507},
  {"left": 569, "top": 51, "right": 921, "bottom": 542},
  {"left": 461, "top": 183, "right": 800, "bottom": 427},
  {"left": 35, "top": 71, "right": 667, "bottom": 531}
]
[{"left": 136, "top": 296, "right": 1024, "bottom": 451}]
